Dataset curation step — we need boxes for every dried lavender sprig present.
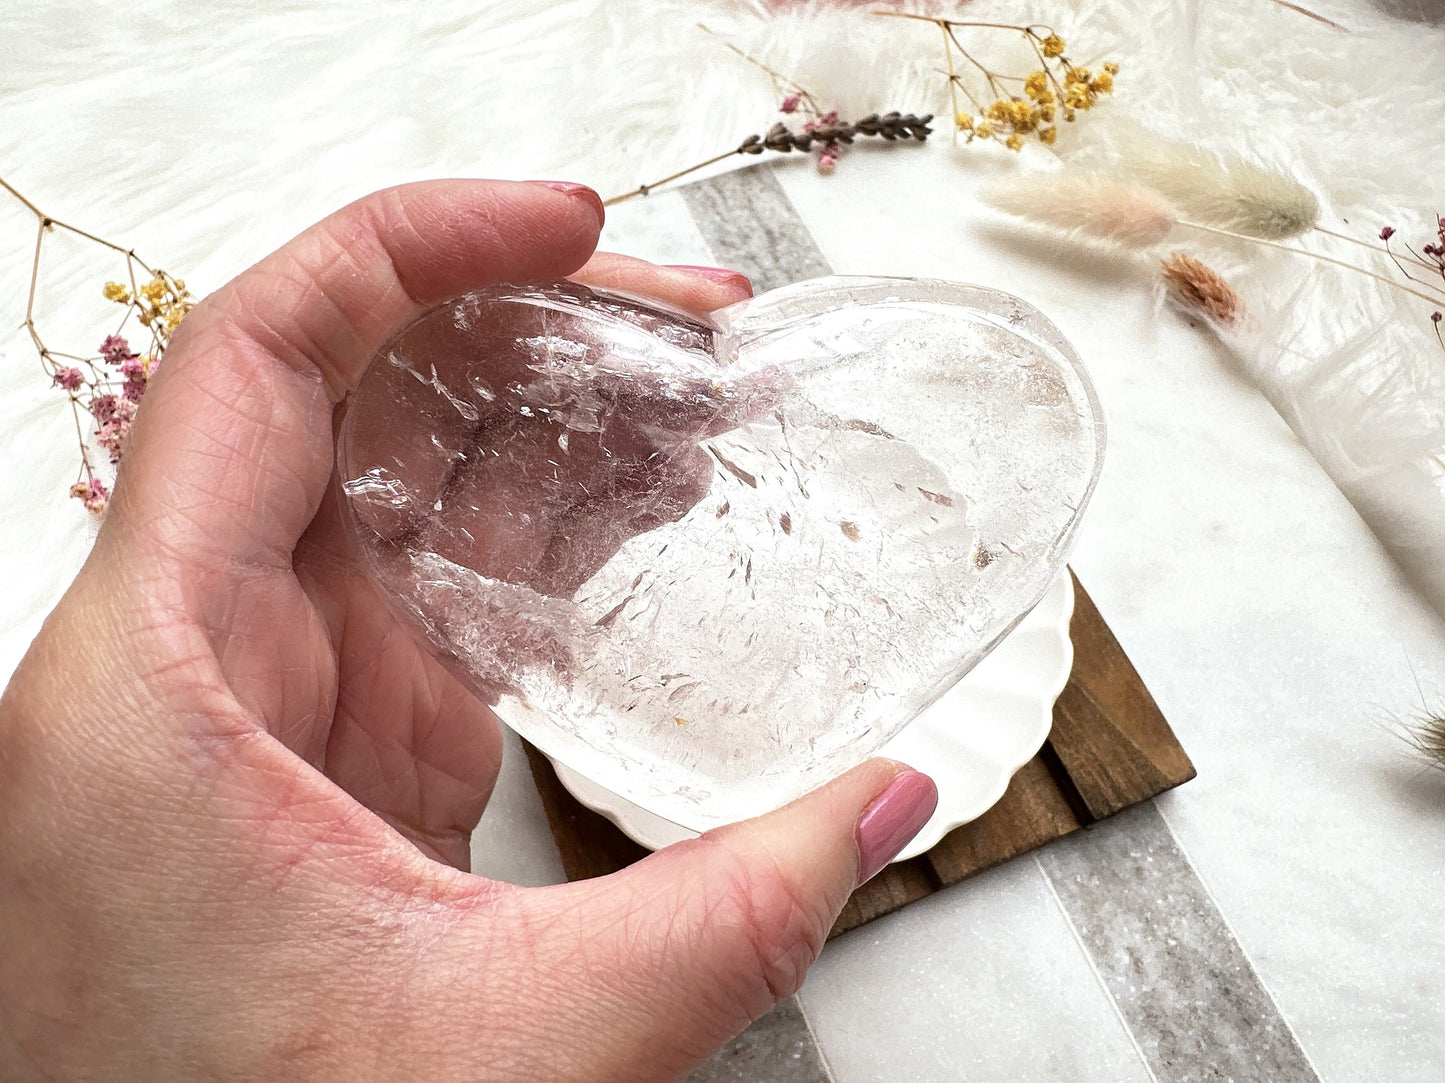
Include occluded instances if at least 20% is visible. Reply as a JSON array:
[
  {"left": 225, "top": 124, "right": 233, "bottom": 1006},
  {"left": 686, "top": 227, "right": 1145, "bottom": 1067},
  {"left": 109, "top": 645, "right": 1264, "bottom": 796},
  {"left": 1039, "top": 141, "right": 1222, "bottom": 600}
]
[{"left": 602, "top": 112, "right": 933, "bottom": 207}]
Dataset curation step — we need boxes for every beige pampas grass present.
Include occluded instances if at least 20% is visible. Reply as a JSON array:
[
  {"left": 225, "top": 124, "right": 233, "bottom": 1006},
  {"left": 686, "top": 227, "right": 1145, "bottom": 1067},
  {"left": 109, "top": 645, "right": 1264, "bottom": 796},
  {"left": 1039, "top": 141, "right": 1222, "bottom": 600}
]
[
  {"left": 978, "top": 170, "right": 1179, "bottom": 249},
  {"left": 1160, "top": 252, "right": 1243, "bottom": 326},
  {"left": 1077, "top": 122, "right": 1320, "bottom": 240}
]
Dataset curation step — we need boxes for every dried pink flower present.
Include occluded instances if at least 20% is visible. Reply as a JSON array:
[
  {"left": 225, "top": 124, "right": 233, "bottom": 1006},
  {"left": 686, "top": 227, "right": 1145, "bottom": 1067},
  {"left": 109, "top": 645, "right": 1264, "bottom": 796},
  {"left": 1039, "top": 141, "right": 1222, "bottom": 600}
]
[
  {"left": 71, "top": 478, "right": 109, "bottom": 514},
  {"left": 99, "top": 334, "right": 134, "bottom": 366},
  {"left": 91, "top": 393, "right": 119, "bottom": 424},
  {"left": 1380, "top": 226, "right": 1396, "bottom": 241},
  {"left": 780, "top": 94, "right": 800, "bottom": 113},
  {"left": 53, "top": 367, "right": 84, "bottom": 391},
  {"left": 82, "top": 478, "right": 109, "bottom": 514}
]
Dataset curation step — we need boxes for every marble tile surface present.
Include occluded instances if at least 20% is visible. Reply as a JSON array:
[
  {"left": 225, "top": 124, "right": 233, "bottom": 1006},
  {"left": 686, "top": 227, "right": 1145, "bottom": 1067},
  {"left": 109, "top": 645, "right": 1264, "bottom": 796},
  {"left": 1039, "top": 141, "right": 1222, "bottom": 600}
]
[
  {"left": 686, "top": 998, "right": 832, "bottom": 1083},
  {"left": 1038, "top": 804, "right": 1317, "bottom": 1081},
  {"left": 799, "top": 857, "right": 1155, "bottom": 1083}
]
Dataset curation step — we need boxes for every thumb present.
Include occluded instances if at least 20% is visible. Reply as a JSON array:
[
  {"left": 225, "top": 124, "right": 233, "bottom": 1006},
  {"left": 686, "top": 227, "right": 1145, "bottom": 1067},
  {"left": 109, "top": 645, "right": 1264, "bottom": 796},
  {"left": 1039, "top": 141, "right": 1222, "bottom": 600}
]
[{"left": 535, "top": 759, "right": 938, "bottom": 1080}]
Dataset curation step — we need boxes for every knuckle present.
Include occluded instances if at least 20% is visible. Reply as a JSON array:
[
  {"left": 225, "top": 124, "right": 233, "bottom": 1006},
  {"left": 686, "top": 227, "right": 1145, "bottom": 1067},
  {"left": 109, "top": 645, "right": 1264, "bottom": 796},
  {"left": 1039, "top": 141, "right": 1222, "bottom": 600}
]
[{"left": 700, "top": 838, "right": 832, "bottom": 1006}]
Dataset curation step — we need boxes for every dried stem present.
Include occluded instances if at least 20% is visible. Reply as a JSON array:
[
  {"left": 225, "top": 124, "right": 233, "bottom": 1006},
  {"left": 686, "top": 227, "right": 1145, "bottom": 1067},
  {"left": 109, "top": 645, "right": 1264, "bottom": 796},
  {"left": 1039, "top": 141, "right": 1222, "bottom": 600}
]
[
  {"left": 697, "top": 23, "right": 824, "bottom": 118},
  {"left": 1265, "top": 0, "right": 1351, "bottom": 32},
  {"left": 602, "top": 112, "right": 933, "bottom": 207},
  {"left": 604, "top": 149, "right": 746, "bottom": 207},
  {"left": 1178, "top": 219, "right": 1445, "bottom": 310}
]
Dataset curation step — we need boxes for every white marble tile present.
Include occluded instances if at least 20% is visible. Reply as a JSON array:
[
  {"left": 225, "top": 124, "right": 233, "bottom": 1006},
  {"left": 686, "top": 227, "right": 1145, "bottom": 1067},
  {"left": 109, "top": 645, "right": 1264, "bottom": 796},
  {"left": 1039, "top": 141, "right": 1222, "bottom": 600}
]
[
  {"left": 773, "top": 148, "right": 1445, "bottom": 1080},
  {"left": 798, "top": 858, "right": 1153, "bottom": 1083},
  {"left": 599, "top": 190, "right": 719, "bottom": 268},
  {"left": 469, "top": 725, "right": 567, "bottom": 887}
]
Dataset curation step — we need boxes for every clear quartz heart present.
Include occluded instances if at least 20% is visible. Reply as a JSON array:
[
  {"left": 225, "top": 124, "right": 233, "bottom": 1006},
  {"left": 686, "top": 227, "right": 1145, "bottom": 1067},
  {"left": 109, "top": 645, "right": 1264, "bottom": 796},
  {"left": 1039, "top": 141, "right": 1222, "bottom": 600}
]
[{"left": 337, "top": 276, "right": 1104, "bottom": 829}]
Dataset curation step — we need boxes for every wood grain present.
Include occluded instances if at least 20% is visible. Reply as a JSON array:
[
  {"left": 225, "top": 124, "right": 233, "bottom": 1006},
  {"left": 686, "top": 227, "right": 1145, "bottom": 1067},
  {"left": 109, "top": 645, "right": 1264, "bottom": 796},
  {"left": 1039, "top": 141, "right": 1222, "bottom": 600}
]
[{"left": 524, "top": 573, "right": 1195, "bottom": 938}]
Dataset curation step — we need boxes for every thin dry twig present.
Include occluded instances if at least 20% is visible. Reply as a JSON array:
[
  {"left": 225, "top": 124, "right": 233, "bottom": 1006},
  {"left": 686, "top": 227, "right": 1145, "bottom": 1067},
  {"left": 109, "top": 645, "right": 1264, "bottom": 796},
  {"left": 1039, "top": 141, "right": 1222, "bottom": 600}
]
[{"left": 1265, "top": 0, "right": 1351, "bottom": 32}]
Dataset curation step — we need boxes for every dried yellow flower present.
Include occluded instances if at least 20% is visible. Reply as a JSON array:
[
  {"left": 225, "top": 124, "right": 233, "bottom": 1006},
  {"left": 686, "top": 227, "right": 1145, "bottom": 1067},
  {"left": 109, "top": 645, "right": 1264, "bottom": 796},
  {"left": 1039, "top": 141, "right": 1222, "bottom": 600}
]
[
  {"left": 1039, "top": 127, "right": 1058, "bottom": 145},
  {"left": 140, "top": 277, "right": 166, "bottom": 304},
  {"left": 1039, "top": 103, "right": 1056, "bottom": 122},
  {"left": 1005, "top": 133, "right": 1024, "bottom": 151},
  {"left": 1104, "top": 61, "right": 1120, "bottom": 75},
  {"left": 1041, "top": 33, "right": 1065, "bottom": 58},
  {"left": 1091, "top": 71, "right": 1114, "bottom": 94},
  {"left": 1024, "top": 71, "right": 1050, "bottom": 101},
  {"left": 974, "top": 120, "right": 994, "bottom": 139},
  {"left": 1065, "top": 84, "right": 1092, "bottom": 110},
  {"left": 955, "top": 111, "right": 974, "bottom": 130},
  {"left": 102, "top": 281, "right": 129, "bottom": 303}
]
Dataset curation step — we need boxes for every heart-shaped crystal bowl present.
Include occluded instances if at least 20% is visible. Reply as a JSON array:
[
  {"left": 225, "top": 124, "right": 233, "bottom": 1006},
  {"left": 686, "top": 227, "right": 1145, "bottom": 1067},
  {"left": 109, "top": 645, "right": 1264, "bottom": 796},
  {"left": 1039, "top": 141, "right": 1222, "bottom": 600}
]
[{"left": 337, "top": 276, "right": 1104, "bottom": 830}]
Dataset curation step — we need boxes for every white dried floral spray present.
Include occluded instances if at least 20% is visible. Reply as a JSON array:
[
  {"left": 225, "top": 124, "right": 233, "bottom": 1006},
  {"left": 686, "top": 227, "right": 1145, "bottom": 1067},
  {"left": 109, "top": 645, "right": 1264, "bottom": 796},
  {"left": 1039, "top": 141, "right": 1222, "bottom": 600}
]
[
  {"left": 977, "top": 170, "right": 1180, "bottom": 249},
  {"left": 1074, "top": 122, "right": 1320, "bottom": 240}
]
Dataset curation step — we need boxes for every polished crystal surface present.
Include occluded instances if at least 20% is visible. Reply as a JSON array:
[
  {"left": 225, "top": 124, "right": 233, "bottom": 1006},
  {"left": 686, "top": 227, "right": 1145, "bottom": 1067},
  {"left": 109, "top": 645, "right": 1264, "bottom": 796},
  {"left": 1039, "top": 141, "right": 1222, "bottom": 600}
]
[{"left": 337, "top": 276, "right": 1104, "bottom": 829}]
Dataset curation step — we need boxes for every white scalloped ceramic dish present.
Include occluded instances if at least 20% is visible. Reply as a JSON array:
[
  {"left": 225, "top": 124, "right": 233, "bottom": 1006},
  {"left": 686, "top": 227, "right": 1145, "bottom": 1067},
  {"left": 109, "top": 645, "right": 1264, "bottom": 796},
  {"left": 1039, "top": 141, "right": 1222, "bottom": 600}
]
[{"left": 550, "top": 572, "right": 1075, "bottom": 862}]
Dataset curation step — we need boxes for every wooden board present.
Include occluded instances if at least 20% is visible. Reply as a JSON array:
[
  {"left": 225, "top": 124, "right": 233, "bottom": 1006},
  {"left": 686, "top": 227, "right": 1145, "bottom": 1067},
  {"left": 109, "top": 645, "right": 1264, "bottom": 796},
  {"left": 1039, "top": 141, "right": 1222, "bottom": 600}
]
[{"left": 524, "top": 570, "right": 1195, "bottom": 938}]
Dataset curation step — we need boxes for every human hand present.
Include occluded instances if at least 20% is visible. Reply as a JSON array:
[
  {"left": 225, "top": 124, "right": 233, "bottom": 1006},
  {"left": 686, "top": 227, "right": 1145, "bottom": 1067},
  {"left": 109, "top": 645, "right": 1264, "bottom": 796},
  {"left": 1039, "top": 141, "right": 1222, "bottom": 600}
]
[{"left": 0, "top": 180, "right": 938, "bottom": 1081}]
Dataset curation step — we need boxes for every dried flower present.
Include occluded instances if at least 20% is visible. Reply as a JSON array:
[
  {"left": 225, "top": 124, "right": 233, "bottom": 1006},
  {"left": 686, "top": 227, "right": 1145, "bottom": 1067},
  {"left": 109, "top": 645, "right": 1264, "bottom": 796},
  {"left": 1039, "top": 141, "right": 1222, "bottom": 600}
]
[
  {"left": 875, "top": 13, "right": 1117, "bottom": 151},
  {"left": 70, "top": 477, "right": 109, "bottom": 515},
  {"left": 99, "top": 333, "right": 134, "bottom": 365},
  {"left": 52, "top": 367, "right": 83, "bottom": 391},
  {"left": 1380, "top": 226, "right": 1396, "bottom": 241},
  {"left": 1161, "top": 252, "right": 1243, "bottom": 325},
  {"left": 978, "top": 170, "right": 1180, "bottom": 249},
  {"left": 1081, "top": 124, "right": 1319, "bottom": 240},
  {"left": 779, "top": 94, "right": 800, "bottom": 113},
  {"left": 2, "top": 174, "right": 195, "bottom": 512}
]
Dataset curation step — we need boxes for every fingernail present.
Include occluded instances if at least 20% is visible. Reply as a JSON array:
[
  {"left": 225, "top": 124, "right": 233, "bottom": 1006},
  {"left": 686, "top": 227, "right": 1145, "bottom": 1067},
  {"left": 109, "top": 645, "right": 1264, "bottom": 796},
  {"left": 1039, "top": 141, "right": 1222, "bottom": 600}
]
[
  {"left": 525, "top": 181, "right": 605, "bottom": 226},
  {"left": 854, "top": 770, "right": 938, "bottom": 886},
  {"left": 666, "top": 264, "right": 754, "bottom": 294}
]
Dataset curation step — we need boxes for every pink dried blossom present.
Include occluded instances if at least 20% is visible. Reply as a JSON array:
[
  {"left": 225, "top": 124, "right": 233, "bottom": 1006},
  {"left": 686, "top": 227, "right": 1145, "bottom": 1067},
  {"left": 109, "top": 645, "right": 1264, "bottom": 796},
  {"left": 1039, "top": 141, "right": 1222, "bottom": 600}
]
[
  {"left": 91, "top": 393, "right": 119, "bottom": 424},
  {"left": 100, "top": 334, "right": 135, "bottom": 366},
  {"left": 780, "top": 94, "right": 800, "bottom": 113},
  {"left": 1380, "top": 226, "right": 1396, "bottom": 241},
  {"left": 119, "top": 356, "right": 145, "bottom": 381},
  {"left": 817, "top": 140, "right": 841, "bottom": 175},
  {"left": 71, "top": 478, "right": 109, "bottom": 515},
  {"left": 52, "top": 367, "right": 84, "bottom": 391}
]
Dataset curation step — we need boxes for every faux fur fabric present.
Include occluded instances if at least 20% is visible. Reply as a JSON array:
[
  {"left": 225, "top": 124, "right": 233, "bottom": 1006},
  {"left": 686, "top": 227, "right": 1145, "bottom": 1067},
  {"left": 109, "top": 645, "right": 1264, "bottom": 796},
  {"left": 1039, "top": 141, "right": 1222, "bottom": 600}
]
[{"left": 2, "top": 0, "right": 1444, "bottom": 670}]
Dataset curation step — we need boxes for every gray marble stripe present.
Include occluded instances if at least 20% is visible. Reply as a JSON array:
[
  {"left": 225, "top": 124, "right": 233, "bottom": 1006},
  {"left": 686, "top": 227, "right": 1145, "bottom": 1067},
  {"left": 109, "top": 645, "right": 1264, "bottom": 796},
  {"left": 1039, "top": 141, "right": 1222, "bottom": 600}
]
[
  {"left": 1037, "top": 803, "right": 1319, "bottom": 1083},
  {"left": 678, "top": 164, "right": 832, "bottom": 291}
]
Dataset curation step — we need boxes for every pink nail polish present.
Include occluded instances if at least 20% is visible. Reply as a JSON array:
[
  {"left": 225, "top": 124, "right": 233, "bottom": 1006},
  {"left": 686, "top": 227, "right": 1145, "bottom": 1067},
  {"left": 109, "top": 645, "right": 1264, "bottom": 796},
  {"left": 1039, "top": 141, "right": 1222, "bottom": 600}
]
[
  {"left": 854, "top": 771, "right": 938, "bottom": 886},
  {"left": 666, "top": 264, "right": 754, "bottom": 294},
  {"left": 525, "top": 181, "right": 605, "bottom": 225}
]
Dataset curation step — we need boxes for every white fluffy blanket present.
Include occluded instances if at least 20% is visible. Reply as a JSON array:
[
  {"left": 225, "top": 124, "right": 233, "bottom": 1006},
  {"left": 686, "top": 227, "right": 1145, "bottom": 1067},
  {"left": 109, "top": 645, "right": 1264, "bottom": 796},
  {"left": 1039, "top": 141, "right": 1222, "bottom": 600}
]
[{"left": 2, "top": 0, "right": 1444, "bottom": 671}]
